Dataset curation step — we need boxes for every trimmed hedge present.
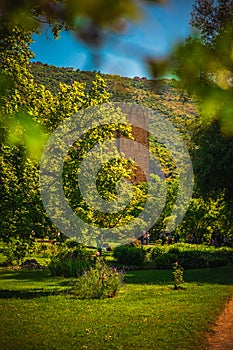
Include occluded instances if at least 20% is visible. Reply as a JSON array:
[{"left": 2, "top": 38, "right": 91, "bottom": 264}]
[
  {"left": 113, "top": 245, "right": 146, "bottom": 266},
  {"left": 153, "top": 253, "right": 178, "bottom": 270},
  {"left": 150, "top": 243, "right": 233, "bottom": 269}
]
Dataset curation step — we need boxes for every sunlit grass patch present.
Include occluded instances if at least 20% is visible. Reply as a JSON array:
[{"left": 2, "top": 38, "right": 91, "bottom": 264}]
[{"left": 1, "top": 266, "right": 233, "bottom": 350}]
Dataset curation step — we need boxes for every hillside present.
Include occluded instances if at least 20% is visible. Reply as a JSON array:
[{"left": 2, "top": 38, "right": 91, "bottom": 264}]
[
  {"left": 30, "top": 61, "right": 197, "bottom": 134},
  {"left": 30, "top": 62, "right": 198, "bottom": 182}
]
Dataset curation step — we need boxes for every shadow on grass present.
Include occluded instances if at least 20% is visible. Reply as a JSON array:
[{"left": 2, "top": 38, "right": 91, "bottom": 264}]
[
  {"left": 126, "top": 266, "right": 233, "bottom": 285},
  {"left": 1, "top": 266, "right": 233, "bottom": 297},
  {"left": 0, "top": 288, "right": 65, "bottom": 299},
  {"left": 184, "top": 265, "right": 233, "bottom": 285},
  {"left": 125, "top": 269, "right": 172, "bottom": 285},
  {"left": 0, "top": 268, "right": 51, "bottom": 281}
]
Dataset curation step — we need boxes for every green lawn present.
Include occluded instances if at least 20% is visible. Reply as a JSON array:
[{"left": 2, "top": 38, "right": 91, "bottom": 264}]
[{"left": 1, "top": 266, "right": 233, "bottom": 350}]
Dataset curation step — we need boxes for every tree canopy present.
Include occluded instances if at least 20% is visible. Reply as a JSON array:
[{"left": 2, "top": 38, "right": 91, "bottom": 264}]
[
  {"left": 0, "top": 0, "right": 232, "bottom": 244},
  {"left": 0, "top": 0, "right": 163, "bottom": 44}
]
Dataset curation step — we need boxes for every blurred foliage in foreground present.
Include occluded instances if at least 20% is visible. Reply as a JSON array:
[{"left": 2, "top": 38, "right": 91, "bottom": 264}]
[
  {"left": 0, "top": 0, "right": 165, "bottom": 156},
  {"left": 178, "top": 0, "right": 233, "bottom": 204},
  {"left": 149, "top": 0, "right": 233, "bottom": 136}
]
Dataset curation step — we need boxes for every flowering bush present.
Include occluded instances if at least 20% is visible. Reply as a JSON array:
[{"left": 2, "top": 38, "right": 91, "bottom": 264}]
[{"left": 70, "top": 258, "right": 124, "bottom": 299}]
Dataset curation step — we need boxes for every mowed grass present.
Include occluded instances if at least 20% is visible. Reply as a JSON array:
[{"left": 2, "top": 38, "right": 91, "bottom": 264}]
[{"left": 1, "top": 266, "right": 233, "bottom": 350}]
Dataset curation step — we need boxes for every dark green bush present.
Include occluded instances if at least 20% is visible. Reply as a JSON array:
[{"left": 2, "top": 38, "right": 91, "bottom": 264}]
[
  {"left": 168, "top": 247, "right": 180, "bottom": 255},
  {"left": 48, "top": 245, "right": 93, "bottom": 277},
  {"left": 208, "top": 256, "right": 230, "bottom": 267},
  {"left": 150, "top": 246, "right": 164, "bottom": 260},
  {"left": 2, "top": 238, "right": 31, "bottom": 265},
  {"left": 150, "top": 243, "right": 233, "bottom": 269},
  {"left": 178, "top": 251, "right": 209, "bottom": 269},
  {"left": 173, "top": 262, "right": 184, "bottom": 289},
  {"left": 154, "top": 253, "right": 178, "bottom": 269},
  {"left": 226, "top": 249, "right": 233, "bottom": 263},
  {"left": 208, "top": 249, "right": 232, "bottom": 267},
  {"left": 64, "top": 238, "right": 79, "bottom": 249},
  {"left": 113, "top": 245, "right": 146, "bottom": 266}
]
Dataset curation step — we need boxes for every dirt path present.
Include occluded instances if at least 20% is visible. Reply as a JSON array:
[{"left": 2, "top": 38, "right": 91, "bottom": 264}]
[{"left": 205, "top": 296, "right": 233, "bottom": 350}]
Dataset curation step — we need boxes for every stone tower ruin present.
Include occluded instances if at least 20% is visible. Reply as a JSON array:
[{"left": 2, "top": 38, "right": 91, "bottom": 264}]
[{"left": 117, "top": 104, "right": 149, "bottom": 183}]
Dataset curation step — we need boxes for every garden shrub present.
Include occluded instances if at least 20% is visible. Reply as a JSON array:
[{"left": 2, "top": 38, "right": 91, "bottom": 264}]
[
  {"left": 35, "top": 242, "right": 60, "bottom": 258},
  {"left": 150, "top": 246, "right": 164, "bottom": 260},
  {"left": 1, "top": 238, "right": 31, "bottom": 265},
  {"left": 208, "top": 249, "right": 232, "bottom": 267},
  {"left": 113, "top": 244, "right": 146, "bottom": 266},
  {"left": 150, "top": 243, "right": 233, "bottom": 269},
  {"left": 173, "top": 262, "right": 184, "bottom": 290},
  {"left": 154, "top": 253, "right": 178, "bottom": 269},
  {"left": 226, "top": 249, "right": 233, "bottom": 263},
  {"left": 35, "top": 243, "right": 48, "bottom": 257},
  {"left": 48, "top": 245, "right": 94, "bottom": 277},
  {"left": 208, "top": 256, "right": 230, "bottom": 267},
  {"left": 178, "top": 250, "right": 209, "bottom": 269},
  {"left": 64, "top": 238, "right": 79, "bottom": 249},
  {"left": 70, "top": 258, "right": 124, "bottom": 299},
  {"left": 168, "top": 247, "right": 180, "bottom": 255}
]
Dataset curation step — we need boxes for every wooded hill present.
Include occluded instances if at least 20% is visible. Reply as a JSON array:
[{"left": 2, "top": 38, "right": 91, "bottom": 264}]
[
  {"left": 30, "top": 61, "right": 197, "bottom": 181},
  {"left": 30, "top": 61, "right": 197, "bottom": 132}
]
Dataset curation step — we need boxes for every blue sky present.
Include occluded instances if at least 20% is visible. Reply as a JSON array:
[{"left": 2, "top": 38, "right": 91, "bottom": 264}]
[{"left": 31, "top": 0, "right": 194, "bottom": 78}]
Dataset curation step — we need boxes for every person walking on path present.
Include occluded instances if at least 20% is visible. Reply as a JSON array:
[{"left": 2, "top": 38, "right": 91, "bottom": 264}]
[
  {"left": 160, "top": 232, "right": 166, "bottom": 245},
  {"left": 145, "top": 232, "right": 150, "bottom": 245}
]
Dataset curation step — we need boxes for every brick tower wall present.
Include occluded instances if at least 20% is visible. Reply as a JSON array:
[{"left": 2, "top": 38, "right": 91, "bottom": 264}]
[{"left": 117, "top": 105, "right": 149, "bottom": 183}]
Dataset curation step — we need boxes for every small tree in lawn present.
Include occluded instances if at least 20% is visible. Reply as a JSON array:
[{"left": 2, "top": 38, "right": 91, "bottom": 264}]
[{"left": 172, "top": 261, "right": 184, "bottom": 290}]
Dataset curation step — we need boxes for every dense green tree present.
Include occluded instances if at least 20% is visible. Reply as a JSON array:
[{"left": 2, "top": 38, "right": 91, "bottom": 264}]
[
  {"left": 0, "top": 20, "right": 151, "bottom": 244},
  {"left": 177, "top": 1, "right": 233, "bottom": 210},
  {"left": 147, "top": 0, "right": 233, "bottom": 238},
  {"left": 0, "top": 20, "right": 114, "bottom": 242},
  {"left": 149, "top": 178, "right": 179, "bottom": 240},
  {"left": 1, "top": 0, "right": 232, "bottom": 245},
  {"left": 190, "top": 120, "right": 233, "bottom": 205},
  {"left": 176, "top": 193, "right": 232, "bottom": 244},
  {"left": 0, "top": 144, "right": 48, "bottom": 242}
]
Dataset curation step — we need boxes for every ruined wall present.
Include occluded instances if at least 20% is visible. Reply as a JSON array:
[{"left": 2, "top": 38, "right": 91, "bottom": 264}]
[{"left": 117, "top": 105, "right": 149, "bottom": 183}]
